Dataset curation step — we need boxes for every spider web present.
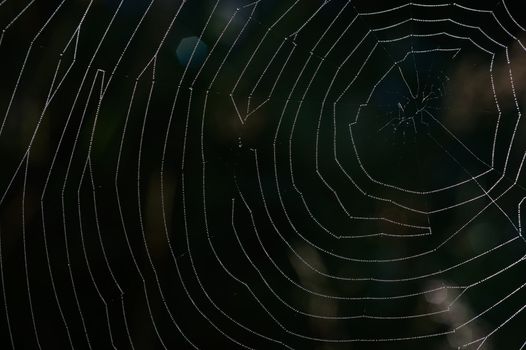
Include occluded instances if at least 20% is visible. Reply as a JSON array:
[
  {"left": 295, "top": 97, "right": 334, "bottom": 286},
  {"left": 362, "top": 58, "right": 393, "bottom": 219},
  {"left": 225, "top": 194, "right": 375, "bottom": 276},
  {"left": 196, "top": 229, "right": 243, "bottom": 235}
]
[{"left": 0, "top": 0, "right": 525, "bottom": 349}]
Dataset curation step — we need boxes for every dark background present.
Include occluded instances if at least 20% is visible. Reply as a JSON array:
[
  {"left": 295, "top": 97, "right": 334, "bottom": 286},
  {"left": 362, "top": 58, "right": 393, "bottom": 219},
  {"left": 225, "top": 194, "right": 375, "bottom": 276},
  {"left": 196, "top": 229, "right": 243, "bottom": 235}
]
[{"left": 0, "top": 0, "right": 526, "bottom": 349}]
